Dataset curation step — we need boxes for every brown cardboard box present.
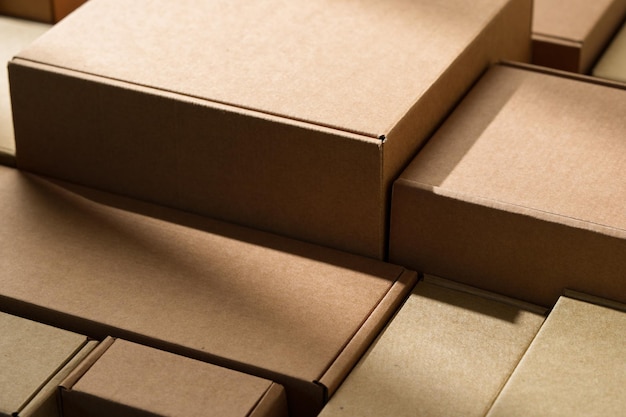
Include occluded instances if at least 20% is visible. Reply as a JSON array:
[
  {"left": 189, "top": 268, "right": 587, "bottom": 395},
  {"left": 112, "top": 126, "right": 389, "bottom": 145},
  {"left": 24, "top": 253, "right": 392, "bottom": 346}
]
[
  {"left": 0, "top": 0, "right": 86, "bottom": 23},
  {"left": 0, "top": 310, "right": 96, "bottom": 417},
  {"left": 0, "top": 165, "right": 417, "bottom": 417},
  {"left": 486, "top": 293, "right": 626, "bottom": 416},
  {"left": 389, "top": 63, "right": 626, "bottom": 307},
  {"left": 8, "top": 0, "right": 532, "bottom": 259},
  {"left": 532, "top": 0, "right": 626, "bottom": 72},
  {"left": 318, "top": 276, "right": 545, "bottom": 417},
  {"left": 593, "top": 22, "right": 626, "bottom": 82},
  {"left": 60, "top": 337, "right": 288, "bottom": 417}
]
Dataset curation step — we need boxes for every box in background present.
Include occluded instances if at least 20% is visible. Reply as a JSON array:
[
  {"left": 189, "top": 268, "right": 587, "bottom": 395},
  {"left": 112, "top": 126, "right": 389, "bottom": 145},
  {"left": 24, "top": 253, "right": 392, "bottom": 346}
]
[{"left": 0, "top": 0, "right": 86, "bottom": 23}]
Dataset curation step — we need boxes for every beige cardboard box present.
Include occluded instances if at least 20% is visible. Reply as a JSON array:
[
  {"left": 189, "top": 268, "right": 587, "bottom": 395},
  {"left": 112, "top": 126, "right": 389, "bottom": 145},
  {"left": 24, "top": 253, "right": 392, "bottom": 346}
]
[
  {"left": 318, "top": 276, "right": 545, "bottom": 417},
  {"left": 8, "top": 0, "right": 532, "bottom": 259},
  {"left": 0, "top": 165, "right": 417, "bottom": 417},
  {"left": 389, "top": 63, "right": 626, "bottom": 307},
  {"left": 60, "top": 337, "right": 288, "bottom": 417},
  {"left": 0, "top": 310, "right": 96, "bottom": 417},
  {"left": 0, "top": 0, "right": 86, "bottom": 23},
  {"left": 593, "top": 22, "right": 626, "bottom": 82},
  {"left": 486, "top": 293, "right": 626, "bottom": 416},
  {"left": 532, "top": 0, "right": 626, "bottom": 73}
]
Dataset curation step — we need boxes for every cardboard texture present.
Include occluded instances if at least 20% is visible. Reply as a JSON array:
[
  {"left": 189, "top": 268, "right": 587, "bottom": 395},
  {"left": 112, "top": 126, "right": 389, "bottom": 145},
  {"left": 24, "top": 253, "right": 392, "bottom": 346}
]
[
  {"left": 0, "top": 0, "right": 86, "bottom": 23},
  {"left": 0, "top": 16, "right": 50, "bottom": 166},
  {"left": 60, "top": 337, "right": 288, "bottom": 417},
  {"left": 389, "top": 63, "right": 626, "bottom": 307},
  {"left": 0, "top": 310, "right": 96, "bottom": 417},
  {"left": 0, "top": 165, "right": 417, "bottom": 417},
  {"left": 593, "top": 21, "right": 626, "bottom": 82},
  {"left": 318, "top": 276, "right": 545, "bottom": 417},
  {"left": 532, "top": 0, "right": 626, "bottom": 73},
  {"left": 8, "top": 0, "right": 532, "bottom": 259},
  {"left": 486, "top": 294, "right": 626, "bottom": 417}
]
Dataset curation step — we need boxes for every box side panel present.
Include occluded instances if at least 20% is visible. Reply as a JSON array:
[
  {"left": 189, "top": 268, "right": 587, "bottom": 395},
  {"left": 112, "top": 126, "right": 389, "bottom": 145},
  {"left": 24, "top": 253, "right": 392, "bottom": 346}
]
[
  {"left": 51, "top": 0, "right": 85, "bottom": 22},
  {"left": 531, "top": 36, "right": 582, "bottom": 72},
  {"left": 249, "top": 384, "right": 289, "bottom": 417},
  {"left": 0, "top": 0, "right": 52, "bottom": 22},
  {"left": 580, "top": 0, "right": 626, "bottom": 73}
]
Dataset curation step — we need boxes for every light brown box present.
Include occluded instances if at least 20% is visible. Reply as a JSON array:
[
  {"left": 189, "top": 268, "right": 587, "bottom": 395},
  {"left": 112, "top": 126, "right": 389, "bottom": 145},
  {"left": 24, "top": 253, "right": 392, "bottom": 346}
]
[
  {"left": 0, "top": 165, "right": 417, "bottom": 417},
  {"left": 0, "top": 0, "right": 85, "bottom": 23},
  {"left": 8, "top": 0, "right": 532, "bottom": 259},
  {"left": 593, "top": 22, "right": 626, "bottom": 82},
  {"left": 0, "top": 310, "right": 96, "bottom": 417},
  {"left": 318, "top": 276, "right": 545, "bottom": 417},
  {"left": 389, "top": 63, "right": 626, "bottom": 307},
  {"left": 60, "top": 337, "right": 288, "bottom": 417},
  {"left": 486, "top": 293, "right": 626, "bottom": 417},
  {"left": 532, "top": 0, "right": 626, "bottom": 73}
]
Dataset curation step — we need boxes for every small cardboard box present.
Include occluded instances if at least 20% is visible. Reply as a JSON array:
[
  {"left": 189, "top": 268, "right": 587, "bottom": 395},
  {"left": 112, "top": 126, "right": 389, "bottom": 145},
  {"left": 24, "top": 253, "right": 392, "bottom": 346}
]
[
  {"left": 0, "top": 0, "right": 86, "bottom": 23},
  {"left": 486, "top": 293, "right": 626, "bottom": 416},
  {"left": 593, "top": 21, "right": 626, "bottom": 82},
  {"left": 389, "top": 63, "right": 626, "bottom": 307},
  {"left": 532, "top": 0, "right": 626, "bottom": 73},
  {"left": 60, "top": 337, "right": 288, "bottom": 417},
  {"left": 0, "top": 165, "right": 417, "bottom": 417},
  {"left": 318, "top": 276, "right": 545, "bottom": 417},
  {"left": 0, "top": 310, "right": 96, "bottom": 417},
  {"left": 8, "top": 0, "right": 532, "bottom": 259}
]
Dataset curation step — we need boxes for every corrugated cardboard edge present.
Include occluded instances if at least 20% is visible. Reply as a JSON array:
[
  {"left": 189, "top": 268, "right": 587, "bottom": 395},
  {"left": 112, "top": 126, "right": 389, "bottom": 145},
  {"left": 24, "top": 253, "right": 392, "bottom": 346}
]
[
  {"left": 315, "top": 269, "right": 418, "bottom": 400},
  {"left": 59, "top": 337, "right": 115, "bottom": 392},
  {"left": 562, "top": 289, "right": 626, "bottom": 313},
  {"left": 248, "top": 383, "right": 288, "bottom": 417}
]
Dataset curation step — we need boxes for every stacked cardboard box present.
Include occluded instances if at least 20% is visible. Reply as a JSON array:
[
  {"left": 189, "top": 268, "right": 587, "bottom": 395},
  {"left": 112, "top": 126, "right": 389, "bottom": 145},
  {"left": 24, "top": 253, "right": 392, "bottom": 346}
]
[
  {"left": 593, "top": 22, "right": 626, "bottom": 82},
  {"left": 0, "top": 0, "right": 86, "bottom": 23}
]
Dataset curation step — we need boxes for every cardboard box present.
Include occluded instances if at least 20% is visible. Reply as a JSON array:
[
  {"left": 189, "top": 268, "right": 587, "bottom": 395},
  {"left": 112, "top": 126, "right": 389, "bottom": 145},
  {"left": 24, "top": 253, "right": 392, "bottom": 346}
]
[
  {"left": 0, "top": 310, "right": 96, "bottom": 417},
  {"left": 0, "top": 16, "right": 50, "bottom": 166},
  {"left": 9, "top": 0, "right": 532, "bottom": 259},
  {"left": 318, "top": 276, "right": 545, "bottom": 417},
  {"left": 0, "top": 165, "right": 417, "bottom": 417},
  {"left": 0, "top": 0, "right": 86, "bottom": 23},
  {"left": 389, "top": 63, "right": 626, "bottom": 307},
  {"left": 60, "top": 337, "right": 288, "bottom": 417},
  {"left": 532, "top": 0, "right": 626, "bottom": 73},
  {"left": 593, "top": 21, "right": 626, "bottom": 82},
  {"left": 486, "top": 293, "right": 626, "bottom": 416}
]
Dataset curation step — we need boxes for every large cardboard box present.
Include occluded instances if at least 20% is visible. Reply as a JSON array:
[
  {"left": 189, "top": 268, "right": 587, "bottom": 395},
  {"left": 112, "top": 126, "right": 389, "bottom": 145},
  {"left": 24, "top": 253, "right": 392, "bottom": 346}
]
[
  {"left": 0, "top": 165, "right": 417, "bottom": 417},
  {"left": 486, "top": 293, "right": 626, "bottom": 416},
  {"left": 532, "top": 0, "right": 626, "bottom": 72},
  {"left": 0, "top": 0, "right": 86, "bottom": 23},
  {"left": 389, "top": 63, "right": 626, "bottom": 307},
  {"left": 318, "top": 276, "right": 545, "bottom": 417},
  {"left": 8, "top": 0, "right": 532, "bottom": 259},
  {"left": 60, "top": 337, "right": 288, "bottom": 417},
  {"left": 0, "top": 310, "right": 96, "bottom": 417},
  {"left": 593, "top": 22, "right": 626, "bottom": 82}
]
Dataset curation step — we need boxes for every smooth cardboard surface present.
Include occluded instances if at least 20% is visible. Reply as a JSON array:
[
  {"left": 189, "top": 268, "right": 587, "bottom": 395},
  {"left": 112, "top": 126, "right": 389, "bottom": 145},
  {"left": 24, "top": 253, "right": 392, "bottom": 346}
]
[
  {"left": 593, "top": 22, "right": 626, "bottom": 82},
  {"left": 0, "top": 0, "right": 86, "bottom": 22},
  {"left": 318, "top": 276, "right": 545, "bottom": 417},
  {"left": 61, "top": 338, "right": 288, "bottom": 417},
  {"left": 486, "top": 295, "right": 626, "bottom": 416},
  {"left": 0, "top": 165, "right": 416, "bottom": 417},
  {"left": 9, "top": 0, "right": 532, "bottom": 259},
  {"left": 390, "top": 63, "right": 626, "bottom": 307},
  {"left": 532, "top": 0, "right": 626, "bottom": 72}
]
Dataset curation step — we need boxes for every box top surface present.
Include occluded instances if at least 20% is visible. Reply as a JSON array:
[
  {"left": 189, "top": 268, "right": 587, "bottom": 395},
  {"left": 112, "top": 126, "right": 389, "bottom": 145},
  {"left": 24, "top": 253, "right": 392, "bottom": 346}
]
[
  {"left": 69, "top": 338, "right": 281, "bottom": 417},
  {"left": 593, "top": 22, "right": 626, "bottom": 82},
  {"left": 15, "top": 0, "right": 512, "bottom": 137},
  {"left": 0, "top": 311, "right": 87, "bottom": 414},
  {"left": 532, "top": 0, "right": 617, "bottom": 41},
  {"left": 399, "top": 64, "right": 626, "bottom": 234}
]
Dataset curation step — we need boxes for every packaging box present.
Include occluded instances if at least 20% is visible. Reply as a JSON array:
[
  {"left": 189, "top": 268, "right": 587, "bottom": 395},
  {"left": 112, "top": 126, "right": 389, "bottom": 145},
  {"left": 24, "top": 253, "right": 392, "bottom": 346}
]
[
  {"left": 9, "top": 0, "right": 532, "bottom": 259},
  {"left": 318, "top": 276, "right": 545, "bottom": 417},
  {"left": 389, "top": 63, "right": 626, "bottom": 307},
  {"left": 486, "top": 293, "right": 626, "bottom": 416},
  {"left": 60, "top": 337, "right": 288, "bottom": 417},
  {"left": 593, "top": 22, "right": 626, "bottom": 82},
  {"left": 0, "top": 0, "right": 86, "bottom": 23},
  {"left": 0, "top": 165, "right": 417, "bottom": 417},
  {"left": 532, "top": 0, "right": 626, "bottom": 73},
  {"left": 0, "top": 310, "right": 96, "bottom": 417}
]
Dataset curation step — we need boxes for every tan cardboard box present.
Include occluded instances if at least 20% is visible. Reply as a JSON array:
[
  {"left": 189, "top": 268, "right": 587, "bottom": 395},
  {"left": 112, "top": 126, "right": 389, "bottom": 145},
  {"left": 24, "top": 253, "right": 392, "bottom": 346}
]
[
  {"left": 486, "top": 293, "right": 626, "bottom": 416},
  {"left": 389, "top": 63, "right": 626, "bottom": 307},
  {"left": 593, "top": 22, "right": 626, "bottom": 82},
  {"left": 0, "top": 0, "right": 86, "bottom": 23},
  {"left": 0, "top": 165, "right": 417, "bottom": 417},
  {"left": 318, "top": 276, "right": 545, "bottom": 417},
  {"left": 60, "top": 337, "right": 288, "bottom": 417},
  {"left": 532, "top": 0, "right": 626, "bottom": 73},
  {"left": 8, "top": 0, "right": 532, "bottom": 259},
  {"left": 0, "top": 310, "right": 96, "bottom": 417}
]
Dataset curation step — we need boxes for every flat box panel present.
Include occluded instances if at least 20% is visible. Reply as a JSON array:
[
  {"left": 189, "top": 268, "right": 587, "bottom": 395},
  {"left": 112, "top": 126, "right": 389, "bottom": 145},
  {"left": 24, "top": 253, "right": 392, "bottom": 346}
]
[
  {"left": 9, "top": 0, "right": 532, "bottom": 259},
  {"left": 0, "top": 0, "right": 86, "bottom": 22},
  {"left": 593, "top": 21, "right": 626, "bottom": 82},
  {"left": 390, "top": 63, "right": 626, "bottom": 307}
]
